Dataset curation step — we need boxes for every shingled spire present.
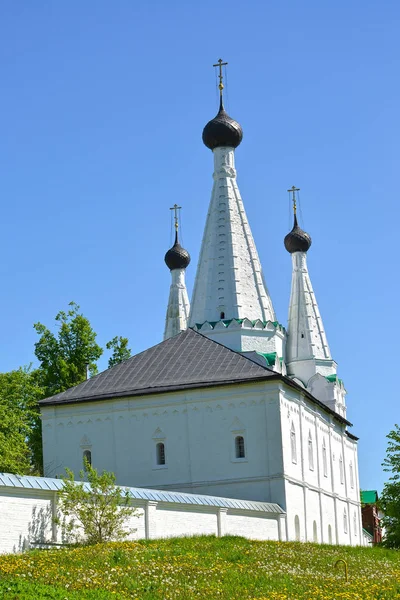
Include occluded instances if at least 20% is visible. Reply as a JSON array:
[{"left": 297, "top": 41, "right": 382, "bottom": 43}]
[
  {"left": 163, "top": 205, "right": 191, "bottom": 340},
  {"left": 285, "top": 188, "right": 346, "bottom": 416},
  {"left": 189, "top": 60, "right": 282, "bottom": 358}
]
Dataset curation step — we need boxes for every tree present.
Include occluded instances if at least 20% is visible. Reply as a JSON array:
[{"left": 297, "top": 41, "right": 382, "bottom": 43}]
[
  {"left": 0, "top": 367, "right": 43, "bottom": 474},
  {"left": 34, "top": 302, "right": 103, "bottom": 397},
  {"left": 380, "top": 424, "right": 400, "bottom": 548},
  {"left": 55, "top": 461, "right": 138, "bottom": 545},
  {"left": 106, "top": 336, "right": 131, "bottom": 368}
]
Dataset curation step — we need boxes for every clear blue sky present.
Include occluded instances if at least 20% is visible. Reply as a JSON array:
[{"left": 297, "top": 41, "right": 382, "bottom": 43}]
[{"left": 0, "top": 1, "right": 398, "bottom": 493}]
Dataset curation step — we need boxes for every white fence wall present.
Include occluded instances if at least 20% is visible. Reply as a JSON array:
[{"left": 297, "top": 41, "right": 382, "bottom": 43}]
[{"left": 0, "top": 478, "right": 284, "bottom": 555}]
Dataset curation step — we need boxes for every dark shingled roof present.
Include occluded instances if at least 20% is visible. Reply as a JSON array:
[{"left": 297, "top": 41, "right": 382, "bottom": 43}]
[{"left": 39, "top": 328, "right": 278, "bottom": 406}]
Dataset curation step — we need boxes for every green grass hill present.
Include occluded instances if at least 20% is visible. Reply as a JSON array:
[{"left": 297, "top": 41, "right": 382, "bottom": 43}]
[{"left": 0, "top": 535, "right": 399, "bottom": 599}]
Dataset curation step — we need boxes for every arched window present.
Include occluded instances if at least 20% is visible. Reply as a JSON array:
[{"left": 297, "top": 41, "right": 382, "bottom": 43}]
[
  {"left": 322, "top": 438, "right": 328, "bottom": 477},
  {"left": 353, "top": 512, "right": 357, "bottom": 536},
  {"left": 308, "top": 431, "right": 314, "bottom": 471},
  {"left": 294, "top": 515, "right": 300, "bottom": 541},
  {"left": 235, "top": 435, "right": 245, "bottom": 459},
  {"left": 313, "top": 520, "right": 318, "bottom": 543},
  {"left": 349, "top": 461, "right": 354, "bottom": 489},
  {"left": 83, "top": 449, "right": 92, "bottom": 470},
  {"left": 291, "top": 423, "right": 297, "bottom": 464},
  {"left": 343, "top": 508, "right": 348, "bottom": 534},
  {"left": 339, "top": 455, "right": 344, "bottom": 484},
  {"left": 220, "top": 311, "right": 225, "bottom": 319},
  {"left": 328, "top": 524, "right": 333, "bottom": 544},
  {"left": 156, "top": 442, "right": 166, "bottom": 466}
]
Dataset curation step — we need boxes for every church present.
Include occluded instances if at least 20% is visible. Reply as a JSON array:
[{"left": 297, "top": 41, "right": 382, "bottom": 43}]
[{"left": 39, "top": 62, "right": 362, "bottom": 546}]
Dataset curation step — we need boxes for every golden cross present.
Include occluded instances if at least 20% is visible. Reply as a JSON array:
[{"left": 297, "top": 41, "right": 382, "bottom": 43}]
[
  {"left": 213, "top": 58, "right": 228, "bottom": 96},
  {"left": 287, "top": 186, "right": 300, "bottom": 215},
  {"left": 169, "top": 203, "right": 181, "bottom": 231}
]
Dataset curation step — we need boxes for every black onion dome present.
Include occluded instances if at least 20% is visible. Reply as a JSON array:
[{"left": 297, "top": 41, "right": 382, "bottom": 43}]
[
  {"left": 164, "top": 232, "right": 191, "bottom": 270},
  {"left": 284, "top": 215, "right": 312, "bottom": 253},
  {"left": 202, "top": 97, "right": 243, "bottom": 150}
]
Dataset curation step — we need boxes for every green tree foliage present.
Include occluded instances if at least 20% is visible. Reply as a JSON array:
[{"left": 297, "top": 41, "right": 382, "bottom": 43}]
[
  {"left": 56, "top": 461, "right": 138, "bottom": 545},
  {"left": 0, "top": 367, "right": 43, "bottom": 474},
  {"left": 380, "top": 424, "right": 400, "bottom": 548},
  {"left": 34, "top": 302, "right": 103, "bottom": 397},
  {"left": 106, "top": 336, "right": 132, "bottom": 368}
]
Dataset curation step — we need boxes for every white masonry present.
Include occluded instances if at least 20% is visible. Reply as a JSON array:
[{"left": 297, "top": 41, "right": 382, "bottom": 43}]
[
  {"left": 286, "top": 249, "right": 347, "bottom": 417},
  {"left": 164, "top": 268, "right": 190, "bottom": 340},
  {"left": 189, "top": 146, "right": 285, "bottom": 356}
]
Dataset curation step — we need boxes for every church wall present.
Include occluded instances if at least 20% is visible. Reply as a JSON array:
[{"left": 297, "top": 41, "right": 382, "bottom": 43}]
[
  {"left": 279, "top": 387, "right": 363, "bottom": 546},
  {"left": 41, "top": 381, "right": 285, "bottom": 505}
]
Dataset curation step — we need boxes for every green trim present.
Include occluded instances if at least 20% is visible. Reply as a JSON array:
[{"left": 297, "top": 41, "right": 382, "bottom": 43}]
[
  {"left": 325, "top": 374, "right": 344, "bottom": 386},
  {"left": 256, "top": 351, "right": 277, "bottom": 366},
  {"left": 195, "top": 318, "right": 286, "bottom": 332}
]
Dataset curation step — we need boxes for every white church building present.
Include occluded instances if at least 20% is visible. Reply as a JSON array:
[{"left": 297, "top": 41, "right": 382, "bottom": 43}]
[{"left": 39, "top": 66, "right": 362, "bottom": 546}]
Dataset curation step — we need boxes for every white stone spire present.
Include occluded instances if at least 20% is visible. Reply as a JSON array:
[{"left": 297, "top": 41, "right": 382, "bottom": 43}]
[
  {"left": 163, "top": 266, "right": 190, "bottom": 340},
  {"left": 189, "top": 72, "right": 283, "bottom": 360},
  {"left": 284, "top": 200, "right": 346, "bottom": 417},
  {"left": 189, "top": 146, "right": 276, "bottom": 326},
  {"left": 163, "top": 206, "right": 191, "bottom": 340}
]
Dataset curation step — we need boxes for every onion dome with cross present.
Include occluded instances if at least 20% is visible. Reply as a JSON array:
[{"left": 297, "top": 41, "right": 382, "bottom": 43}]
[
  {"left": 164, "top": 204, "right": 191, "bottom": 270},
  {"left": 202, "top": 59, "right": 243, "bottom": 150},
  {"left": 284, "top": 186, "right": 312, "bottom": 253}
]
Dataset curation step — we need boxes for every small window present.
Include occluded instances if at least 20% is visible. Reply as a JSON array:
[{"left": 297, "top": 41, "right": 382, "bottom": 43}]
[
  {"left": 353, "top": 512, "right": 357, "bottom": 536},
  {"left": 344, "top": 508, "right": 348, "bottom": 534},
  {"left": 339, "top": 455, "right": 344, "bottom": 484},
  {"left": 301, "top": 333, "right": 305, "bottom": 338},
  {"left": 308, "top": 431, "right": 314, "bottom": 471},
  {"left": 322, "top": 438, "right": 328, "bottom": 477},
  {"left": 294, "top": 515, "right": 300, "bottom": 541},
  {"left": 83, "top": 449, "right": 92, "bottom": 470},
  {"left": 349, "top": 461, "right": 354, "bottom": 489},
  {"left": 235, "top": 435, "right": 245, "bottom": 459},
  {"left": 313, "top": 520, "right": 318, "bottom": 543},
  {"left": 156, "top": 442, "right": 166, "bottom": 465},
  {"left": 291, "top": 423, "right": 297, "bottom": 464},
  {"left": 328, "top": 524, "right": 333, "bottom": 544},
  {"left": 220, "top": 311, "right": 225, "bottom": 319}
]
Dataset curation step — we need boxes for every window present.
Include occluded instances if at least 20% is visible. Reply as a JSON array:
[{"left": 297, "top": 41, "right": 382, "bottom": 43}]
[
  {"left": 344, "top": 508, "right": 348, "bottom": 534},
  {"left": 308, "top": 431, "right": 314, "bottom": 471},
  {"left": 349, "top": 461, "right": 354, "bottom": 489},
  {"left": 339, "top": 455, "right": 344, "bottom": 484},
  {"left": 294, "top": 515, "right": 300, "bottom": 541},
  {"left": 322, "top": 438, "right": 328, "bottom": 477},
  {"left": 220, "top": 311, "right": 225, "bottom": 319},
  {"left": 328, "top": 524, "right": 333, "bottom": 544},
  {"left": 353, "top": 512, "right": 357, "bottom": 536},
  {"left": 156, "top": 442, "right": 166, "bottom": 466},
  {"left": 83, "top": 449, "right": 92, "bottom": 469},
  {"left": 235, "top": 435, "right": 245, "bottom": 459},
  {"left": 290, "top": 423, "right": 297, "bottom": 464},
  {"left": 313, "top": 520, "right": 318, "bottom": 543}
]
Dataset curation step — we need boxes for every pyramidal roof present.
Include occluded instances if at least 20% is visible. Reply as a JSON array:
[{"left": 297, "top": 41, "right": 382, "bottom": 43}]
[{"left": 40, "top": 328, "right": 278, "bottom": 406}]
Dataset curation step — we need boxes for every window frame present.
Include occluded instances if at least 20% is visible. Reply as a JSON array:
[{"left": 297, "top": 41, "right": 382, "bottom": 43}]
[
  {"left": 154, "top": 441, "right": 167, "bottom": 469},
  {"left": 308, "top": 431, "right": 314, "bottom": 471},
  {"left": 322, "top": 438, "right": 328, "bottom": 478},
  {"left": 231, "top": 432, "right": 247, "bottom": 463},
  {"left": 290, "top": 422, "right": 297, "bottom": 465}
]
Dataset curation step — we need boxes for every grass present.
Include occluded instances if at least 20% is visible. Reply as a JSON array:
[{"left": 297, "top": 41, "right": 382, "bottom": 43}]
[{"left": 0, "top": 535, "right": 399, "bottom": 599}]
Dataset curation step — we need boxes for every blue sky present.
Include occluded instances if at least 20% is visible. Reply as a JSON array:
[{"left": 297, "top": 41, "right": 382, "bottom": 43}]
[{"left": 0, "top": 1, "right": 398, "bottom": 492}]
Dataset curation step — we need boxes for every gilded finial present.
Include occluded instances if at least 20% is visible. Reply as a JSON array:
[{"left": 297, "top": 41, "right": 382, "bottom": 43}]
[
  {"left": 170, "top": 203, "right": 181, "bottom": 232},
  {"left": 288, "top": 186, "right": 300, "bottom": 215},
  {"left": 213, "top": 58, "right": 228, "bottom": 98}
]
